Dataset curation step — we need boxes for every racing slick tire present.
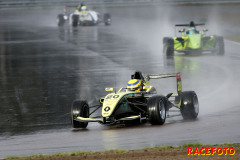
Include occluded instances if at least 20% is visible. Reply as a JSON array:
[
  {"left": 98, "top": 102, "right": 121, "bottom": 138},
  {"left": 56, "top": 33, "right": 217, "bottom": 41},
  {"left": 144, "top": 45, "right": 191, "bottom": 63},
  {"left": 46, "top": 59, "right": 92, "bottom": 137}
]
[
  {"left": 57, "top": 14, "right": 65, "bottom": 26},
  {"left": 71, "top": 100, "right": 89, "bottom": 128},
  {"left": 163, "top": 37, "right": 174, "bottom": 58},
  {"left": 72, "top": 15, "right": 79, "bottom": 27},
  {"left": 147, "top": 95, "right": 167, "bottom": 125},
  {"left": 180, "top": 91, "right": 199, "bottom": 119},
  {"left": 214, "top": 36, "right": 225, "bottom": 56},
  {"left": 104, "top": 13, "right": 111, "bottom": 26}
]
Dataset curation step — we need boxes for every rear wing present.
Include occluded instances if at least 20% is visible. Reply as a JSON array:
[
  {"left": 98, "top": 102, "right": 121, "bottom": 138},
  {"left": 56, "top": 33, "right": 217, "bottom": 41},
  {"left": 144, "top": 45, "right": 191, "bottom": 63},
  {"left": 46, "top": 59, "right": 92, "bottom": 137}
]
[
  {"left": 174, "top": 21, "right": 206, "bottom": 36},
  {"left": 145, "top": 72, "right": 182, "bottom": 95},
  {"left": 175, "top": 23, "right": 205, "bottom": 27},
  {"left": 175, "top": 21, "right": 205, "bottom": 27}
]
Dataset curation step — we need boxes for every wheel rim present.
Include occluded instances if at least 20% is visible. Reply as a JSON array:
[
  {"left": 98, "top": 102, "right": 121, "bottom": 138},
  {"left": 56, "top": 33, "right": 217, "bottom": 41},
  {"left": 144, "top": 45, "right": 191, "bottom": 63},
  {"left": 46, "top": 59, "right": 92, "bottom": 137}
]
[
  {"left": 193, "top": 95, "right": 199, "bottom": 114},
  {"left": 159, "top": 100, "right": 166, "bottom": 120}
]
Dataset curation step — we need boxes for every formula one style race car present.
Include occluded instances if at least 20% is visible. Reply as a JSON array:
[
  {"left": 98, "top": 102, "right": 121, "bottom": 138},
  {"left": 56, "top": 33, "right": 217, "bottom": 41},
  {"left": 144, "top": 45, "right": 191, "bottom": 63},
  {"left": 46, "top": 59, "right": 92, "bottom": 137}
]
[
  {"left": 57, "top": 4, "right": 111, "bottom": 27},
  {"left": 71, "top": 71, "right": 199, "bottom": 129},
  {"left": 163, "top": 21, "right": 224, "bottom": 57}
]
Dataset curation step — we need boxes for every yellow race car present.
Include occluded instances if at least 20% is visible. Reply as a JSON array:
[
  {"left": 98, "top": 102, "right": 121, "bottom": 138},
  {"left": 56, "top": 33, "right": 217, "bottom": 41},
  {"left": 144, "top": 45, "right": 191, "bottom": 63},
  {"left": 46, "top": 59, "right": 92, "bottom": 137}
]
[{"left": 71, "top": 71, "right": 199, "bottom": 129}]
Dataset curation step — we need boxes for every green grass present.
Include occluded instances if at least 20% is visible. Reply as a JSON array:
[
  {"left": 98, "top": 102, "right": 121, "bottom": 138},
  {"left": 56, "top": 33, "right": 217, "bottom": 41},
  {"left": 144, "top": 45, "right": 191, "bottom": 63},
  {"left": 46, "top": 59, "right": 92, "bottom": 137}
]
[
  {"left": 179, "top": 142, "right": 204, "bottom": 149},
  {"left": 4, "top": 142, "right": 238, "bottom": 159}
]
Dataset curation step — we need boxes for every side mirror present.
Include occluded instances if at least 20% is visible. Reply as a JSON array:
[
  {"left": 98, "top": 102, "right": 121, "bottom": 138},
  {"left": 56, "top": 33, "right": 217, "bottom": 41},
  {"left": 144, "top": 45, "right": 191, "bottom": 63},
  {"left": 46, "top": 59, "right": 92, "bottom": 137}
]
[
  {"left": 179, "top": 28, "right": 185, "bottom": 33},
  {"left": 105, "top": 88, "right": 113, "bottom": 92}
]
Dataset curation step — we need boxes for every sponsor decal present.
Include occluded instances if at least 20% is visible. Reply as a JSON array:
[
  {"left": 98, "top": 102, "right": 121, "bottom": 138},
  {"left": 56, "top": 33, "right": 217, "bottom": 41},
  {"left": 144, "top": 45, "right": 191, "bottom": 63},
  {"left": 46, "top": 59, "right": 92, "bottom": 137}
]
[
  {"left": 104, "top": 106, "right": 110, "bottom": 112},
  {"left": 187, "top": 147, "right": 235, "bottom": 156}
]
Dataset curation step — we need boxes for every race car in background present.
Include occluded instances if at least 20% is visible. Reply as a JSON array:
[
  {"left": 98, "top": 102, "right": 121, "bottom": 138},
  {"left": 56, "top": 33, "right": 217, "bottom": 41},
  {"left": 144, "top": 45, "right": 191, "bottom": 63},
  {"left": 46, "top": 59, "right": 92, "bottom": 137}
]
[
  {"left": 57, "top": 5, "right": 111, "bottom": 27},
  {"left": 71, "top": 71, "right": 199, "bottom": 129},
  {"left": 163, "top": 21, "right": 224, "bottom": 57}
]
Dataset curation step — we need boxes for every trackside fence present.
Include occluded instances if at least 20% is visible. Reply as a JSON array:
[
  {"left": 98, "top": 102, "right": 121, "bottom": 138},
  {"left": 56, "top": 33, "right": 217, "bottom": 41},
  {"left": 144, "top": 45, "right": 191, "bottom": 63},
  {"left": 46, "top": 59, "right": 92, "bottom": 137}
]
[{"left": 1, "top": 0, "right": 240, "bottom": 9}]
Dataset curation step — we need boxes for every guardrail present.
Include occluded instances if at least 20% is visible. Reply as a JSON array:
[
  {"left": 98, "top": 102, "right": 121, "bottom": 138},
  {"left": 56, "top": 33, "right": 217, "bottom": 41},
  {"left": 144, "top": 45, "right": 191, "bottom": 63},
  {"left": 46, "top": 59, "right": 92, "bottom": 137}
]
[{"left": 1, "top": 0, "right": 240, "bottom": 9}]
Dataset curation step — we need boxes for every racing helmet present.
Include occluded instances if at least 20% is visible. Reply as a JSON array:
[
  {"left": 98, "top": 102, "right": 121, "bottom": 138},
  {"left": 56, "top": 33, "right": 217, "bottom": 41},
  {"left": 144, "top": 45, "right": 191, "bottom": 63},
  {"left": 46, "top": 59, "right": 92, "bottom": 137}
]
[
  {"left": 188, "top": 27, "right": 196, "bottom": 34},
  {"left": 81, "top": 6, "right": 87, "bottom": 11},
  {"left": 127, "top": 79, "right": 143, "bottom": 92}
]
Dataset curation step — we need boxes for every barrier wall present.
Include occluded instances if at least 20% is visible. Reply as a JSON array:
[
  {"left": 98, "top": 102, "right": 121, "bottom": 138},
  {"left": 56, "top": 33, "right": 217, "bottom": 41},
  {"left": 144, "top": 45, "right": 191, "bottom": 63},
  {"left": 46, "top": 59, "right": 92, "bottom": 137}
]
[{"left": 0, "top": 0, "right": 240, "bottom": 8}]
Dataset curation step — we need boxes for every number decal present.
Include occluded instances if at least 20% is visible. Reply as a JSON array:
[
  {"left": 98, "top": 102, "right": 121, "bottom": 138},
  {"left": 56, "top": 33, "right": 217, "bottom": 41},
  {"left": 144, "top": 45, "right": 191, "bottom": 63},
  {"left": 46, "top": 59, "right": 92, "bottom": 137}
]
[
  {"left": 106, "top": 95, "right": 119, "bottom": 99},
  {"left": 113, "top": 95, "right": 119, "bottom": 98},
  {"left": 106, "top": 95, "right": 113, "bottom": 99}
]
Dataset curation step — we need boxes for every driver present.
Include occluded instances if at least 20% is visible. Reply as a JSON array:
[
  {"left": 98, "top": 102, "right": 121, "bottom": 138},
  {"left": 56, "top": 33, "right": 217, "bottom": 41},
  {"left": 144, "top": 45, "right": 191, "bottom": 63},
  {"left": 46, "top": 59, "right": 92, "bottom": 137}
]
[
  {"left": 127, "top": 79, "right": 143, "bottom": 92},
  {"left": 76, "top": 3, "right": 87, "bottom": 11}
]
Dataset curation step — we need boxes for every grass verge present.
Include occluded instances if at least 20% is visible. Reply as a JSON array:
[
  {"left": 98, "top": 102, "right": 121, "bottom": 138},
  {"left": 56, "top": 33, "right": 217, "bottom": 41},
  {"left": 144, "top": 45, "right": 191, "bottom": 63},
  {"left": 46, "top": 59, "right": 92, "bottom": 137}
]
[{"left": 3, "top": 143, "right": 239, "bottom": 160}]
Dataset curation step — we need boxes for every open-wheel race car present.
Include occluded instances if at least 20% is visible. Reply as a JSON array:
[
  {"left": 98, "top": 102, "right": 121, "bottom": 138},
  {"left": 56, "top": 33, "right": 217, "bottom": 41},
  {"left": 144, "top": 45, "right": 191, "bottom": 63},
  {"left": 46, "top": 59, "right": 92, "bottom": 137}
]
[
  {"left": 163, "top": 21, "right": 224, "bottom": 57},
  {"left": 57, "top": 4, "right": 111, "bottom": 27},
  {"left": 71, "top": 71, "right": 199, "bottom": 129}
]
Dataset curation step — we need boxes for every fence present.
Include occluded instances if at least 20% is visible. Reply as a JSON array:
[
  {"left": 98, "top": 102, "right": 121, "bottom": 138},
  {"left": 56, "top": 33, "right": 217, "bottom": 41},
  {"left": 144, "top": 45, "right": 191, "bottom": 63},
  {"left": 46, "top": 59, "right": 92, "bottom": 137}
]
[{"left": 0, "top": 0, "right": 240, "bottom": 8}]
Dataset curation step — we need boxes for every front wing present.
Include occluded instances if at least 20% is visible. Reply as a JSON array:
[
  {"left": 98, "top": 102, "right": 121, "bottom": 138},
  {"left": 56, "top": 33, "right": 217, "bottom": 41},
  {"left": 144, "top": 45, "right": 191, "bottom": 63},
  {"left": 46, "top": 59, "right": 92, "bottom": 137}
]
[
  {"left": 173, "top": 36, "right": 216, "bottom": 52},
  {"left": 75, "top": 115, "right": 141, "bottom": 124}
]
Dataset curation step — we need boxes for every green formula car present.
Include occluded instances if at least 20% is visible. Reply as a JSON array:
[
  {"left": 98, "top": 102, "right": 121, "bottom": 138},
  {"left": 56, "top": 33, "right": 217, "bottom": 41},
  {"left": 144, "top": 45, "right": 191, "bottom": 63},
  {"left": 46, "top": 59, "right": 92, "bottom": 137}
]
[{"left": 163, "top": 21, "right": 224, "bottom": 57}]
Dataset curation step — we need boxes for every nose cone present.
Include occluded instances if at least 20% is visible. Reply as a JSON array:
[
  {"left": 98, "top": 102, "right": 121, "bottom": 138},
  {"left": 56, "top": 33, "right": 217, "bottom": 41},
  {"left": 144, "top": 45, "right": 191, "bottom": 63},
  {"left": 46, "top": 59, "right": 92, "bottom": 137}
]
[
  {"left": 188, "top": 35, "right": 201, "bottom": 49},
  {"left": 102, "top": 93, "right": 122, "bottom": 117}
]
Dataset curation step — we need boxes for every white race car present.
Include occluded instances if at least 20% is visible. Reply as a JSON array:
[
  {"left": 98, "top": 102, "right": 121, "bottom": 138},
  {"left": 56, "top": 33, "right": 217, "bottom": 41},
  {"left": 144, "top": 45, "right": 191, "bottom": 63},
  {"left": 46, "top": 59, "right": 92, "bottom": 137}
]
[{"left": 57, "top": 6, "right": 111, "bottom": 27}]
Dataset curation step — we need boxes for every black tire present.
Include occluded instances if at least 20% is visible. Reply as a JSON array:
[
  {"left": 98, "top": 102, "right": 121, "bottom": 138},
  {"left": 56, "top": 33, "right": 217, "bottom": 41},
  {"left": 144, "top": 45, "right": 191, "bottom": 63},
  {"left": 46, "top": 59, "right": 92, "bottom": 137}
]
[
  {"left": 163, "top": 37, "right": 174, "bottom": 58},
  {"left": 104, "top": 13, "right": 111, "bottom": 26},
  {"left": 72, "top": 15, "right": 79, "bottom": 27},
  {"left": 147, "top": 95, "right": 166, "bottom": 125},
  {"left": 214, "top": 36, "right": 224, "bottom": 56},
  {"left": 57, "top": 14, "right": 65, "bottom": 26},
  {"left": 180, "top": 91, "right": 199, "bottom": 119},
  {"left": 71, "top": 100, "right": 89, "bottom": 128}
]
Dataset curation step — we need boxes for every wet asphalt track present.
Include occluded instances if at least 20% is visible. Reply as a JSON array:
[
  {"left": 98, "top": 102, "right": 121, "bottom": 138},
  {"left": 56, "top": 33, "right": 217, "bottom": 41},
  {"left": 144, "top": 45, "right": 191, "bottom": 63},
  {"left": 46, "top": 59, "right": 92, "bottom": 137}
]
[{"left": 0, "top": 4, "right": 240, "bottom": 158}]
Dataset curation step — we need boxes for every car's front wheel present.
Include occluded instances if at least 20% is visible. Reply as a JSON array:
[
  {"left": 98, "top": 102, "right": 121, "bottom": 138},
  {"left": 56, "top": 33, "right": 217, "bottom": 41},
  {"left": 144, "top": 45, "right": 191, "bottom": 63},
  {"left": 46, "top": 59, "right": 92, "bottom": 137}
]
[
  {"left": 163, "top": 37, "right": 174, "bottom": 58},
  {"left": 147, "top": 95, "right": 166, "bottom": 125},
  {"left": 214, "top": 36, "right": 224, "bottom": 56},
  {"left": 71, "top": 100, "right": 89, "bottom": 128}
]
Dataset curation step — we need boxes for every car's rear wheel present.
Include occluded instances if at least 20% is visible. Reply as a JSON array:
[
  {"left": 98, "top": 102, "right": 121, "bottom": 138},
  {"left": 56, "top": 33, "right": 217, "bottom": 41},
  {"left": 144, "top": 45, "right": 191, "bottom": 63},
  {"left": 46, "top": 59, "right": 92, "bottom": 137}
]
[
  {"left": 104, "top": 13, "right": 111, "bottom": 26},
  {"left": 214, "top": 36, "right": 224, "bottom": 56},
  {"left": 163, "top": 37, "right": 174, "bottom": 58},
  {"left": 72, "top": 15, "right": 79, "bottom": 27},
  {"left": 180, "top": 91, "right": 199, "bottom": 119},
  {"left": 57, "top": 14, "right": 65, "bottom": 26},
  {"left": 71, "top": 100, "right": 89, "bottom": 128},
  {"left": 147, "top": 95, "right": 166, "bottom": 125}
]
